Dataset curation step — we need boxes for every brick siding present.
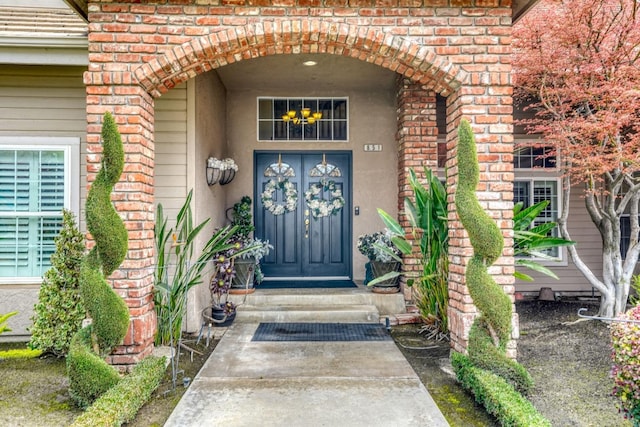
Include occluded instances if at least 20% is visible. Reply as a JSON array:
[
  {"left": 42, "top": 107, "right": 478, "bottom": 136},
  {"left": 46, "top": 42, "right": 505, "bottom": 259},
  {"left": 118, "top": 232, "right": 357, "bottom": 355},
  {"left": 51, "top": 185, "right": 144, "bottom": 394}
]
[{"left": 85, "top": 0, "right": 515, "bottom": 365}]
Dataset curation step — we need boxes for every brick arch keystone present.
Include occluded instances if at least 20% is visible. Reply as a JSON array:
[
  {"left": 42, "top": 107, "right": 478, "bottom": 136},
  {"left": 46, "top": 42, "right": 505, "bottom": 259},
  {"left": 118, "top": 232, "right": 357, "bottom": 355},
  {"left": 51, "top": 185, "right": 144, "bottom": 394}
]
[{"left": 132, "top": 20, "right": 468, "bottom": 98}]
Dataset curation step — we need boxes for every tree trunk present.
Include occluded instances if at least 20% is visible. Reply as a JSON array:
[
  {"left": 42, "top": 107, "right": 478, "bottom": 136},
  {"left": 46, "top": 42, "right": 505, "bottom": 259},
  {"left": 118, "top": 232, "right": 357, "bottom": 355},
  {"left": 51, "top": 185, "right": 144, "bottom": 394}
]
[
  {"left": 558, "top": 176, "right": 620, "bottom": 317},
  {"left": 557, "top": 169, "right": 639, "bottom": 318}
]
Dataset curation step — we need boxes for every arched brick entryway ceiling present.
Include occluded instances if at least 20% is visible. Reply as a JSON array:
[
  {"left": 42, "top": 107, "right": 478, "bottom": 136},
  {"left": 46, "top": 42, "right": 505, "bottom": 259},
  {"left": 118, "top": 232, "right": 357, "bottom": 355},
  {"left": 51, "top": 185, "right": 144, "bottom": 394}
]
[{"left": 132, "top": 20, "right": 468, "bottom": 98}]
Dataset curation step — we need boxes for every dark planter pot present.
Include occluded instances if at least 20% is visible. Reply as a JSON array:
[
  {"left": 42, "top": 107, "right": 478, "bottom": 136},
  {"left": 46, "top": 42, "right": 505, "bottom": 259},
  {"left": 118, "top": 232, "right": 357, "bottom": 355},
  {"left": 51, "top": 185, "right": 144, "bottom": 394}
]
[
  {"left": 231, "top": 257, "right": 256, "bottom": 291},
  {"left": 369, "top": 260, "right": 401, "bottom": 293},
  {"left": 210, "top": 306, "right": 236, "bottom": 327}
]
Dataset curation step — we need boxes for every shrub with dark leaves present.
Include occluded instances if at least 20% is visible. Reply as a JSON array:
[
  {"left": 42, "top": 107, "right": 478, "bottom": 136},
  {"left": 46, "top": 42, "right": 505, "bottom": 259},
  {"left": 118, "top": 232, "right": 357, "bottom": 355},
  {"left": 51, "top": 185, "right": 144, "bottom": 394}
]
[{"left": 611, "top": 305, "right": 640, "bottom": 426}]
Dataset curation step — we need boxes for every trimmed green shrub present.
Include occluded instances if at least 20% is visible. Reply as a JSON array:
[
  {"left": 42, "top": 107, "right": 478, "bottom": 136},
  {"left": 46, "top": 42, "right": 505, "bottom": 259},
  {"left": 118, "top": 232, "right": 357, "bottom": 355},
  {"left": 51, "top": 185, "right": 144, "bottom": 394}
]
[
  {"left": 29, "top": 209, "right": 86, "bottom": 357},
  {"left": 452, "top": 352, "right": 550, "bottom": 427},
  {"left": 67, "top": 111, "right": 130, "bottom": 407},
  {"left": 85, "top": 113, "right": 127, "bottom": 277},
  {"left": 455, "top": 120, "right": 503, "bottom": 265},
  {"left": 0, "top": 348, "right": 42, "bottom": 360},
  {"left": 79, "top": 260, "right": 129, "bottom": 354},
  {"left": 454, "top": 119, "right": 532, "bottom": 393},
  {"left": 467, "top": 321, "right": 534, "bottom": 393},
  {"left": 71, "top": 356, "right": 166, "bottom": 427},
  {"left": 67, "top": 327, "right": 121, "bottom": 409},
  {"left": 611, "top": 305, "right": 640, "bottom": 426},
  {"left": 466, "top": 257, "right": 513, "bottom": 348}
]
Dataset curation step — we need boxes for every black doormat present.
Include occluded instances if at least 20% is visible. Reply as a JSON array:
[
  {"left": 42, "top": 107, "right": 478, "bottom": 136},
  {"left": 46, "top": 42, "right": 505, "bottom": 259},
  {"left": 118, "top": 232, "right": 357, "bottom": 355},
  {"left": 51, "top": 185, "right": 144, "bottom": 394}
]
[
  {"left": 258, "top": 280, "right": 357, "bottom": 289},
  {"left": 252, "top": 322, "right": 391, "bottom": 342}
]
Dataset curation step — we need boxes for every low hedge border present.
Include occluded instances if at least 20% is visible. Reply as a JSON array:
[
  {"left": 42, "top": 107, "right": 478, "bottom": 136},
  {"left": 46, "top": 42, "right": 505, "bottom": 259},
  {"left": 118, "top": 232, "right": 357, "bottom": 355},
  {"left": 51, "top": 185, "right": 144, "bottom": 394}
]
[
  {"left": 71, "top": 355, "right": 166, "bottom": 427},
  {"left": 452, "top": 352, "right": 550, "bottom": 427},
  {"left": 0, "top": 348, "right": 43, "bottom": 360}
]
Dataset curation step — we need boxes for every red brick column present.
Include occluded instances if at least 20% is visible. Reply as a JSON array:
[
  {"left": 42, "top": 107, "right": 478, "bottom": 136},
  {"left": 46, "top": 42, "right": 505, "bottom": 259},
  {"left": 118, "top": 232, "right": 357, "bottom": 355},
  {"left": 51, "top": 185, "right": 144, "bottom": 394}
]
[
  {"left": 395, "top": 77, "right": 438, "bottom": 300},
  {"left": 445, "top": 83, "right": 516, "bottom": 357},
  {"left": 85, "top": 73, "right": 157, "bottom": 367}
]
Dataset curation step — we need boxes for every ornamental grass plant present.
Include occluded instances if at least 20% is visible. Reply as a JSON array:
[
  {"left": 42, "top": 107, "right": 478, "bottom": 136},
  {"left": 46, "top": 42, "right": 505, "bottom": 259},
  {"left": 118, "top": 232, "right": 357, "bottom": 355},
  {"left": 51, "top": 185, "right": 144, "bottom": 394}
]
[
  {"left": 153, "top": 190, "right": 242, "bottom": 346},
  {"left": 377, "top": 168, "right": 449, "bottom": 336}
]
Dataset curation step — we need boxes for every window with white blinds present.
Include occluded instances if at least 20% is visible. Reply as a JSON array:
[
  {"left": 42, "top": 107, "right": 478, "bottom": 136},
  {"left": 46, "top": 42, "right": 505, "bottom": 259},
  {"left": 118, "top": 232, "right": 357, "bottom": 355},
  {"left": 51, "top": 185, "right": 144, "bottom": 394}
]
[
  {"left": 0, "top": 139, "right": 77, "bottom": 280},
  {"left": 514, "top": 179, "right": 562, "bottom": 260}
]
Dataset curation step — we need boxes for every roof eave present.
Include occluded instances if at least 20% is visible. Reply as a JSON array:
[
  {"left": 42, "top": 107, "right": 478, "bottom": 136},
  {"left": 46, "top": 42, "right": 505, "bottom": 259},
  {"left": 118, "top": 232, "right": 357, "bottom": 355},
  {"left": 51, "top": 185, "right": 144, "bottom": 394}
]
[
  {"left": 0, "top": 35, "right": 88, "bottom": 48},
  {"left": 63, "top": 0, "right": 88, "bottom": 22},
  {"left": 0, "top": 36, "right": 88, "bottom": 66},
  {"left": 513, "top": 0, "right": 542, "bottom": 23}
]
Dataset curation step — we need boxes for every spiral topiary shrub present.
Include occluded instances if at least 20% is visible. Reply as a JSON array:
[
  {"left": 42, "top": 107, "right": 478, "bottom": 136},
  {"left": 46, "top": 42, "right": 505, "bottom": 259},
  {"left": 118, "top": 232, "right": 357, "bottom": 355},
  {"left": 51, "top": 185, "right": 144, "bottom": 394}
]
[
  {"left": 453, "top": 119, "right": 532, "bottom": 394},
  {"left": 67, "top": 112, "right": 130, "bottom": 408},
  {"left": 451, "top": 120, "right": 545, "bottom": 426},
  {"left": 29, "top": 209, "right": 86, "bottom": 357},
  {"left": 611, "top": 305, "right": 640, "bottom": 426}
]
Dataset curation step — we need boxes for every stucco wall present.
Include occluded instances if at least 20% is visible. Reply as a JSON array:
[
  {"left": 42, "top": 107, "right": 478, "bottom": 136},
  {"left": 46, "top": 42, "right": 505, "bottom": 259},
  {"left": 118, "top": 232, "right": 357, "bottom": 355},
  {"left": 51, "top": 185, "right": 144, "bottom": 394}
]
[
  {"left": 183, "top": 72, "right": 230, "bottom": 333},
  {"left": 224, "top": 85, "right": 398, "bottom": 282}
]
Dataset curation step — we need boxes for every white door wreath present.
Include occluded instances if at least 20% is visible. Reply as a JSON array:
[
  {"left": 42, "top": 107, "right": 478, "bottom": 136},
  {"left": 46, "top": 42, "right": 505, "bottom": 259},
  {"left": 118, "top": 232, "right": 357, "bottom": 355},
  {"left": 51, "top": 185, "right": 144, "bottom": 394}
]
[
  {"left": 261, "top": 178, "right": 298, "bottom": 215},
  {"left": 304, "top": 179, "right": 345, "bottom": 218}
]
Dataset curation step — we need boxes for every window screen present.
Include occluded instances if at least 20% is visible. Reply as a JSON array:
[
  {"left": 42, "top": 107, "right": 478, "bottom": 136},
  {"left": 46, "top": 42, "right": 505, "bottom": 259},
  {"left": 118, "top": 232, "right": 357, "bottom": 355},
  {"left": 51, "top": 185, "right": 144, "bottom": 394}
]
[
  {"left": 514, "top": 179, "right": 560, "bottom": 258},
  {"left": 0, "top": 149, "right": 66, "bottom": 278}
]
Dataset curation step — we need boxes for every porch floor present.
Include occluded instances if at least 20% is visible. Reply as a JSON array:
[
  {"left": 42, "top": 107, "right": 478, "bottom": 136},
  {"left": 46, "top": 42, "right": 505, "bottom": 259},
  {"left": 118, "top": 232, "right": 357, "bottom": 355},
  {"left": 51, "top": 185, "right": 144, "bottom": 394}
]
[{"left": 164, "top": 321, "right": 449, "bottom": 426}]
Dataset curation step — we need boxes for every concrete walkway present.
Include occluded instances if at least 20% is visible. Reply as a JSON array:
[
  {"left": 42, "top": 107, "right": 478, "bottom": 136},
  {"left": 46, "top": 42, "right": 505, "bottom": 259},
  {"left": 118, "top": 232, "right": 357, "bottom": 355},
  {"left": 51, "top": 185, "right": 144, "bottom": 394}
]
[{"left": 164, "top": 322, "right": 449, "bottom": 427}]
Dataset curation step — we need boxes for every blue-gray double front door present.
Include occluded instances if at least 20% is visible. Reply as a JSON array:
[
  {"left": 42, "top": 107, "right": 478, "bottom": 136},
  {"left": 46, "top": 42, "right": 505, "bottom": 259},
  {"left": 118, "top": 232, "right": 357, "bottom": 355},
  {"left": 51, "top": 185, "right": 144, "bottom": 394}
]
[{"left": 254, "top": 151, "right": 352, "bottom": 279}]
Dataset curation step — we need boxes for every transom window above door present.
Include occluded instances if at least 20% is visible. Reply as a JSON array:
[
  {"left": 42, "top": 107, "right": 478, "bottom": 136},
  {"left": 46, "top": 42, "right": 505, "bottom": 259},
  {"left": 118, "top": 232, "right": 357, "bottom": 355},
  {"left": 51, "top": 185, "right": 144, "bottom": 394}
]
[{"left": 258, "top": 97, "right": 348, "bottom": 142}]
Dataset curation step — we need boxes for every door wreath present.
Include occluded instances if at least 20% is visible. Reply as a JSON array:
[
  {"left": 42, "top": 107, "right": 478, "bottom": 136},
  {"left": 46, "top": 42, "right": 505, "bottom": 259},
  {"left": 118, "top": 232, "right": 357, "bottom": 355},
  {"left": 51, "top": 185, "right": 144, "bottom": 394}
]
[
  {"left": 261, "top": 178, "right": 298, "bottom": 215},
  {"left": 304, "top": 179, "right": 345, "bottom": 218}
]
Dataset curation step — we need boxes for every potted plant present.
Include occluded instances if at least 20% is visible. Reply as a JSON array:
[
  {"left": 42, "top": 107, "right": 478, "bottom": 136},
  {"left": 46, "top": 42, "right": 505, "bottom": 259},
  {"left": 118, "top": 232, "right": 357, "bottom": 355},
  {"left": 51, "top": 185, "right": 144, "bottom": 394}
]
[
  {"left": 228, "top": 195, "right": 255, "bottom": 239},
  {"left": 227, "top": 196, "right": 273, "bottom": 292},
  {"left": 357, "top": 230, "right": 402, "bottom": 293},
  {"left": 208, "top": 243, "right": 241, "bottom": 327},
  {"left": 231, "top": 238, "right": 273, "bottom": 293}
]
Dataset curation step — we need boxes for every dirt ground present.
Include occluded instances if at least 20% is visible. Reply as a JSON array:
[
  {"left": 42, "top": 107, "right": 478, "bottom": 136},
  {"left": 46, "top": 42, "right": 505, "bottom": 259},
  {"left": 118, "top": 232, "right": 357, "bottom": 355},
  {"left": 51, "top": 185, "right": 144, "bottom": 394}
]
[
  {"left": 0, "top": 300, "right": 631, "bottom": 426},
  {"left": 394, "top": 299, "right": 630, "bottom": 427},
  {"left": 125, "top": 336, "right": 218, "bottom": 427},
  {"left": 517, "top": 299, "right": 628, "bottom": 427}
]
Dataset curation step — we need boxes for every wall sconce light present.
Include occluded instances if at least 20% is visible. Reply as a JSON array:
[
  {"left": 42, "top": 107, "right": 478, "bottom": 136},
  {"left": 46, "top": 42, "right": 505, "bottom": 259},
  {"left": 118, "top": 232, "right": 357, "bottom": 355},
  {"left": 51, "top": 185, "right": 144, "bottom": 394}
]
[
  {"left": 206, "top": 157, "right": 238, "bottom": 186},
  {"left": 282, "top": 108, "right": 322, "bottom": 125}
]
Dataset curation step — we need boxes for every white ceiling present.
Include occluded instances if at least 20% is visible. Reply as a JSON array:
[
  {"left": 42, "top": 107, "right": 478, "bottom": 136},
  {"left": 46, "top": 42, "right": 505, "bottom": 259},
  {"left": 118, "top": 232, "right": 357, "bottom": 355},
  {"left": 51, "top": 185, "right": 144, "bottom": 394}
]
[{"left": 216, "top": 54, "right": 398, "bottom": 92}]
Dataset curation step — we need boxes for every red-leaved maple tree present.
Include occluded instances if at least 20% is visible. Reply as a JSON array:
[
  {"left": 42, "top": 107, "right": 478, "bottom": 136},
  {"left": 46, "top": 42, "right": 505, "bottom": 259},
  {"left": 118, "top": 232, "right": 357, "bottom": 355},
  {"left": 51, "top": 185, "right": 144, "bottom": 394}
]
[{"left": 513, "top": 0, "right": 640, "bottom": 317}]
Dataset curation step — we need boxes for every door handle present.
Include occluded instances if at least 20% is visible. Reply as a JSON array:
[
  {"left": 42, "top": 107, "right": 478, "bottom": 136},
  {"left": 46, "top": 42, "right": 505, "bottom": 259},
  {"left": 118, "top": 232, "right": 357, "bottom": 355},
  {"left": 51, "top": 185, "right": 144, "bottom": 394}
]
[{"left": 304, "top": 210, "right": 310, "bottom": 238}]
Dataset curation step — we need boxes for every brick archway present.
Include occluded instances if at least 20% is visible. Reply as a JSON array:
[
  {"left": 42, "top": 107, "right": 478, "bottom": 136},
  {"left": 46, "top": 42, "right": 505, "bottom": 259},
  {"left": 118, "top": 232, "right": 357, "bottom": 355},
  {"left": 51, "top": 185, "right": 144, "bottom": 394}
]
[
  {"left": 85, "top": 6, "right": 515, "bottom": 366},
  {"left": 131, "top": 20, "right": 468, "bottom": 99}
]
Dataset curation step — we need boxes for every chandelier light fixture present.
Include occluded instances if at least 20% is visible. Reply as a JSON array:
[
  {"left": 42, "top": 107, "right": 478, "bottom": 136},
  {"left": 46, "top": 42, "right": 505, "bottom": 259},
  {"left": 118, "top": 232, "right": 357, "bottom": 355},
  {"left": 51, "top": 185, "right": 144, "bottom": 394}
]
[{"left": 282, "top": 108, "right": 322, "bottom": 125}]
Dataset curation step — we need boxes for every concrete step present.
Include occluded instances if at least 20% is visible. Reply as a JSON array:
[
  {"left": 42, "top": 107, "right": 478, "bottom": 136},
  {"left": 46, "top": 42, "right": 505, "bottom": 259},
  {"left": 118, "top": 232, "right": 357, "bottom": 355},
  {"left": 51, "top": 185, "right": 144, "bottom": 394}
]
[
  {"left": 235, "top": 303, "right": 380, "bottom": 323},
  {"left": 229, "top": 288, "right": 406, "bottom": 316}
]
